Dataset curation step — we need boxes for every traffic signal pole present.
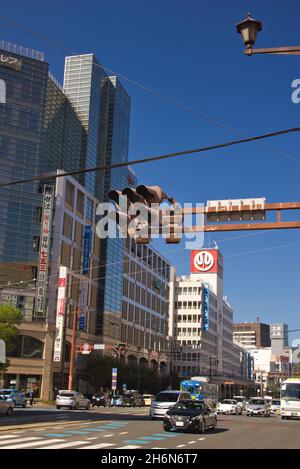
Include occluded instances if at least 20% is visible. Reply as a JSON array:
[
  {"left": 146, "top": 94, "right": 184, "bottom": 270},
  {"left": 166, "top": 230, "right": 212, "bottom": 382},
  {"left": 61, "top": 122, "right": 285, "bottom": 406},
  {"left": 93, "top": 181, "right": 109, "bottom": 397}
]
[{"left": 68, "top": 306, "right": 78, "bottom": 391}]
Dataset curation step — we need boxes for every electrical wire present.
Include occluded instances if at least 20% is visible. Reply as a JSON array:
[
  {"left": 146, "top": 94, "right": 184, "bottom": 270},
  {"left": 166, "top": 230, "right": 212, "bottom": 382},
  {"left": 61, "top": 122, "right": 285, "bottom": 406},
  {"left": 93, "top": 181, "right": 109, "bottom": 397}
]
[
  {"left": 0, "top": 126, "right": 300, "bottom": 189},
  {"left": 0, "top": 14, "right": 300, "bottom": 169},
  {"left": 0, "top": 229, "right": 281, "bottom": 290}
]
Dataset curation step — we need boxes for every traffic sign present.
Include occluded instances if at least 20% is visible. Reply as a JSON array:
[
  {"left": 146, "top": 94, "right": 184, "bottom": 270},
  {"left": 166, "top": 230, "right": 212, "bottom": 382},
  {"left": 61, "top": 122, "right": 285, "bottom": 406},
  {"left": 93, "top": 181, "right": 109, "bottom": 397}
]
[{"left": 94, "top": 344, "right": 105, "bottom": 350}]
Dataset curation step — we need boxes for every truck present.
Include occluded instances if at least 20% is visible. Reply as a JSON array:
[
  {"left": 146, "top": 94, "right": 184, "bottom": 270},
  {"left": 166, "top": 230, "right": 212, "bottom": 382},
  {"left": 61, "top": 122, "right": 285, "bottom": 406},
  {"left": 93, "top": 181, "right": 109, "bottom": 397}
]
[{"left": 280, "top": 378, "right": 300, "bottom": 419}]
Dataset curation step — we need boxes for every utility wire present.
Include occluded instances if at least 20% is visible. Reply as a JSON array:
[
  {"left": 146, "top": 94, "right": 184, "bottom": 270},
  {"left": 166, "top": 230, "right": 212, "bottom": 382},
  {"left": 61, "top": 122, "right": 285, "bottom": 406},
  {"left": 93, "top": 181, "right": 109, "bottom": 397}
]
[
  {"left": 1, "top": 126, "right": 300, "bottom": 188},
  {"left": 1, "top": 15, "right": 300, "bottom": 169},
  {"left": 0, "top": 230, "right": 279, "bottom": 290}
]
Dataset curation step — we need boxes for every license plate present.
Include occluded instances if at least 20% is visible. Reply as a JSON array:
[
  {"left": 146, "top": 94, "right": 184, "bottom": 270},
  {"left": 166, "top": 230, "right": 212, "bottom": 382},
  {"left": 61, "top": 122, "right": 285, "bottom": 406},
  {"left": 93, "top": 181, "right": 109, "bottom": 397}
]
[{"left": 175, "top": 421, "right": 184, "bottom": 427}]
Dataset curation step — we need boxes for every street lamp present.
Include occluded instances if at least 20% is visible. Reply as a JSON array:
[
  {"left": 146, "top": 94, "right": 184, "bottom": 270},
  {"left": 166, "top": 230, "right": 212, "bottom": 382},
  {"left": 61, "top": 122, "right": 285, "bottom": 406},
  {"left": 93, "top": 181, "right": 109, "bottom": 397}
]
[
  {"left": 236, "top": 13, "right": 300, "bottom": 56},
  {"left": 236, "top": 13, "right": 262, "bottom": 50}
]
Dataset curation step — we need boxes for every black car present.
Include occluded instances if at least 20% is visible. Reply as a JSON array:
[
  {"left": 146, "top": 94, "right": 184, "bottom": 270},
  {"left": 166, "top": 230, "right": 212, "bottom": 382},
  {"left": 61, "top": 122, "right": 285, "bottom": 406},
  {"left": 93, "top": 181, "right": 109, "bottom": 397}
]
[
  {"left": 123, "top": 391, "right": 144, "bottom": 407},
  {"left": 91, "top": 393, "right": 108, "bottom": 407},
  {"left": 163, "top": 400, "right": 217, "bottom": 433}
]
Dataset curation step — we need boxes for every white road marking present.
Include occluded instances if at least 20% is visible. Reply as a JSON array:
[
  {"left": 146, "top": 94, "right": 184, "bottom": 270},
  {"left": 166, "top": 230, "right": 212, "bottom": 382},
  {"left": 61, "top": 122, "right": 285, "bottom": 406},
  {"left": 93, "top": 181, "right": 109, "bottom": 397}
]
[
  {"left": 87, "top": 437, "right": 98, "bottom": 440},
  {"left": 117, "top": 445, "right": 142, "bottom": 449},
  {"left": 0, "top": 435, "right": 20, "bottom": 440},
  {"left": 103, "top": 434, "right": 114, "bottom": 438},
  {"left": 2, "top": 438, "right": 64, "bottom": 449},
  {"left": 198, "top": 437, "right": 206, "bottom": 441},
  {"left": 0, "top": 437, "right": 41, "bottom": 446},
  {"left": 119, "top": 432, "right": 128, "bottom": 435},
  {"left": 33, "top": 428, "right": 46, "bottom": 432},
  {"left": 176, "top": 444, "right": 186, "bottom": 448},
  {"left": 81, "top": 442, "right": 115, "bottom": 449},
  {"left": 188, "top": 441, "right": 196, "bottom": 444},
  {"left": 41, "top": 441, "right": 87, "bottom": 449}
]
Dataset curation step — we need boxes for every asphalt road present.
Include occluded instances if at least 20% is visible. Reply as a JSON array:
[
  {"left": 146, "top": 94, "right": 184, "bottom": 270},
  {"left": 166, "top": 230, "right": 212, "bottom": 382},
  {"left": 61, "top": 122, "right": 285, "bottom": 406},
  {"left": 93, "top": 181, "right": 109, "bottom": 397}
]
[{"left": 0, "top": 406, "right": 300, "bottom": 449}]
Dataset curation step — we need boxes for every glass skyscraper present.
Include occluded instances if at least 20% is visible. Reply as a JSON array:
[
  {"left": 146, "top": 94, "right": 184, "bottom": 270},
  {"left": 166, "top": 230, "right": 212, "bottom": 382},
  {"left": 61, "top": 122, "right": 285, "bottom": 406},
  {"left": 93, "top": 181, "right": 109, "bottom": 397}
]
[
  {"left": 64, "top": 56, "right": 131, "bottom": 338},
  {"left": 0, "top": 42, "right": 49, "bottom": 284}
]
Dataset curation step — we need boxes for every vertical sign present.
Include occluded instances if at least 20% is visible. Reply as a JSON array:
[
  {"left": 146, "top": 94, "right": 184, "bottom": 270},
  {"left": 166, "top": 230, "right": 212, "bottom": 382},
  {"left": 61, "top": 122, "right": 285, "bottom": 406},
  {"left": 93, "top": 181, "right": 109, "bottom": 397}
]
[
  {"left": 53, "top": 266, "right": 68, "bottom": 362},
  {"left": 82, "top": 225, "right": 92, "bottom": 275},
  {"left": 35, "top": 186, "right": 54, "bottom": 316},
  {"left": 0, "top": 79, "right": 6, "bottom": 104},
  {"left": 79, "top": 280, "right": 88, "bottom": 331},
  {"left": 202, "top": 283, "right": 210, "bottom": 331},
  {"left": 0, "top": 339, "right": 5, "bottom": 364},
  {"left": 112, "top": 368, "right": 118, "bottom": 391}
]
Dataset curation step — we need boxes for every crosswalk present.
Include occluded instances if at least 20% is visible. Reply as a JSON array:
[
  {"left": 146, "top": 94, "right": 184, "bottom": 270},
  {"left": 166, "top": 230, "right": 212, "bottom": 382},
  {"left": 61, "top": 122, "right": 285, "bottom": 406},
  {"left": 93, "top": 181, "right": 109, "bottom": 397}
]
[{"left": 0, "top": 419, "right": 207, "bottom": 449}]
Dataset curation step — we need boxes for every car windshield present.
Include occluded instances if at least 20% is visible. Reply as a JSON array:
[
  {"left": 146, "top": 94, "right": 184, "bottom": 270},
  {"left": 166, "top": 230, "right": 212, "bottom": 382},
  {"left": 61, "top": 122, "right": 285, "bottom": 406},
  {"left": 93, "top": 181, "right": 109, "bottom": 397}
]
[
  {"left": 173, "top": 400, "right": 204, "bottom": 411},
  {"left": 113, "top": 395, "right": 122, "bottom": 399},
  {"left": 281, "top": 383, "right": 300, "bottom": 400},
  {"left": 1, "top": 390, "right": 14, "bottom": 395},
  {"left": 272, "top": 400, "right": 280, "bottom": 405},
  {"left": 221, "top": 400, "right": 236, "bottom": 404},
  {"left": 233, "top": 397, "right": 244, "bottom": 402},
  {"left": 59, "top": 392, "right": 75, "bottom": 397},
  {"left": 155, "top": 393, "right": 180, "bottom": 402},
  {"left": 249, "top": 399, "right": 264, "bottom": 405}
]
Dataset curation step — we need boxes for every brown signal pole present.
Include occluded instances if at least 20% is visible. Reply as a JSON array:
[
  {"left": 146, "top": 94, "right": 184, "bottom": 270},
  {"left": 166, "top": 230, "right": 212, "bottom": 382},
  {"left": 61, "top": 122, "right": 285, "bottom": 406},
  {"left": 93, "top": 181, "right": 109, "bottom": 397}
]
[{"left": 68, "top": 306, "right": 78, "bottom": 391}]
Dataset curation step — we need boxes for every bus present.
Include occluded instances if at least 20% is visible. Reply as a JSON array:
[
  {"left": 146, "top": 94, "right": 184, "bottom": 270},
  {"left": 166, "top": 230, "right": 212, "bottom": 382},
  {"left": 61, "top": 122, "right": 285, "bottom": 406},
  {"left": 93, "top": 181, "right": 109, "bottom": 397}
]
[
  {"left": 180, "top": 377, "right": 218, "bottom": 405},
  {"left": 280, "top": 378, "right": 300, "bottom": 419}
]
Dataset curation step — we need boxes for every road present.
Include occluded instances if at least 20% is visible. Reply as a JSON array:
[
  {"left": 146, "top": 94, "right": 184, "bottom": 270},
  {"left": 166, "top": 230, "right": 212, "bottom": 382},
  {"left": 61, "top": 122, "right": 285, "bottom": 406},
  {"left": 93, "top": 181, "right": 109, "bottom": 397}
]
[{"left": 0, "top": 406, "right": 300, "bottom": 449}]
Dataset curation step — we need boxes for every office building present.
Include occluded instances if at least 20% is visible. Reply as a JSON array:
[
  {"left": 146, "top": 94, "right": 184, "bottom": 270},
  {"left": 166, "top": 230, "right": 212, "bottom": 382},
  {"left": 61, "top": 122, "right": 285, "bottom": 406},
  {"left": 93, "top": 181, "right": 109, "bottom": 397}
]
[
  {"left": 233, "top": 320, "right": 271, "bottom": 350},
  {"left": 169, "top": 249, "right": 254, "bottom": 397}
]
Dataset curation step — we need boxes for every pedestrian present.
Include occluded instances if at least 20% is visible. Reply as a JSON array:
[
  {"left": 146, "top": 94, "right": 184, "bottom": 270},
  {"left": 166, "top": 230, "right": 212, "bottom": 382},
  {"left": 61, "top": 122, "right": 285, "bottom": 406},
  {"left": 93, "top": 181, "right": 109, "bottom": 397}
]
[{"left": 29, "top": 390, "right": 34, "bottom": 406}]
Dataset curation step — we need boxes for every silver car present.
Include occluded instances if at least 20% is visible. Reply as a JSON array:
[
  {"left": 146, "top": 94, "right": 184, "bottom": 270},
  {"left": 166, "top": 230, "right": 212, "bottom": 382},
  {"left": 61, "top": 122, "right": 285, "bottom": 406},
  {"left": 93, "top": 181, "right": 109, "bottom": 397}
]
[
  {"left": 149, "top": 390, "right": 191, "bottom": 419},
  {"left": 0, "top": 389, "right": 27, "bottom": 407},
  {"left": 0, "top": 393, "right": 14, "bottom": 416},
  {"left": 246, "top": 397, "right": 271, "bottom": 417},
  {"left": 56, "top": 390, "right": 90, "bottom": 410}
]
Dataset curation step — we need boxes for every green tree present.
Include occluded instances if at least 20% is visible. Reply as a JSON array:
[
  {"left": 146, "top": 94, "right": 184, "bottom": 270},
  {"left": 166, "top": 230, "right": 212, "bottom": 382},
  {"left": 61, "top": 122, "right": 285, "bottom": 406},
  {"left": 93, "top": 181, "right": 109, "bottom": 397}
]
[{"left": 0, "top": 304, "right": 22, "bottom": 373}]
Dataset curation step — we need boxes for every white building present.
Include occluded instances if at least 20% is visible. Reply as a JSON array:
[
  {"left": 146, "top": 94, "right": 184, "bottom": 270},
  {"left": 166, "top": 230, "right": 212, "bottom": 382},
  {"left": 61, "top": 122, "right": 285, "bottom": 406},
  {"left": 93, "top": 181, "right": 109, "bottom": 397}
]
[{"left": 169, "top": 249, "right": 248, "bottom": 385}]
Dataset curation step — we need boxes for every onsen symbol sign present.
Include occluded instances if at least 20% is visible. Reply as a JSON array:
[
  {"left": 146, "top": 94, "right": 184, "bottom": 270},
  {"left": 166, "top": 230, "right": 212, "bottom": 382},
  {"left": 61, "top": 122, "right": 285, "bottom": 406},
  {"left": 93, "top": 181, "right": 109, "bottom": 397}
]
[{"left": 190, "top": 250, "right": 219, "bottom": 274}]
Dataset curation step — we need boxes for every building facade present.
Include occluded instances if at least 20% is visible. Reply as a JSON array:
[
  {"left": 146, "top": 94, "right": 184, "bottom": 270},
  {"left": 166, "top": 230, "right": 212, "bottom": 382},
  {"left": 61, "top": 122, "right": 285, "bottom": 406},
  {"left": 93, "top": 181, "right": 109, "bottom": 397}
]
[
  {"left": 169, "top": 249, "right": 253, "bottom": 397},
  {"left": 233, "top": 320, "right": 271, "bottom": 350}
]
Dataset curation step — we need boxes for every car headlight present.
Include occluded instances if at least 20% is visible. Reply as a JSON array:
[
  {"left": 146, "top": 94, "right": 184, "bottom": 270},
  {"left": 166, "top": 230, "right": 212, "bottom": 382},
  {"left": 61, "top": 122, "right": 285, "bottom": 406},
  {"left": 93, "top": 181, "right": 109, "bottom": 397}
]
[{"left": 191, "top": 415, "right": 201, "bottom": 421}]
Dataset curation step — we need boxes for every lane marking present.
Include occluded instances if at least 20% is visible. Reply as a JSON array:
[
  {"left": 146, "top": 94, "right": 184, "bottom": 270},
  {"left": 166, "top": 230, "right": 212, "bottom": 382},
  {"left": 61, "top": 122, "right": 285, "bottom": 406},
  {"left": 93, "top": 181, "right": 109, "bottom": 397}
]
[
  {"left": 87, "top": 437, "right": 98, "bottom": 440},
  {"left": 0, "top": 435, "right": 19, "bottom": 440},
  {"left": 2, "top": 438, "right": 64, "bottom": 449},
  {"left": 0, "top": 437, "right": 41, "bottom": 446},
  {"left": 62, "top": 430, "right": 93, "bottom": 435},
  {"left": 188, "top": 441, "right": 196, "bottom": 444},
  {"left": 117, "top": 445, "right": 142, "bottom": 449},
  {"left": 40, "top": 441, "right": 87, "bottom": 449},
  {"left": 80, "top": 428, "right": 105, "bottom": 432},
  {"left": 198, "top": 437, "right": 206, "bottom": 441},
  {"left": 103, "top": 434, "right": 115, "bottom": 438},
  {"left": 81, "top": 442, "right": 115, "bottom": 449},
  {"left": 44, "top": 433, "right": 72, "bottom": 438},
  {"left": 119, "top": 432, "right": 128, "bottom": 435},
  {"left": 153, "top": 433, "right": 178, "bottom": 438},
  {"left": 176, "top": 444, "right": 186, "bottom": 448}
]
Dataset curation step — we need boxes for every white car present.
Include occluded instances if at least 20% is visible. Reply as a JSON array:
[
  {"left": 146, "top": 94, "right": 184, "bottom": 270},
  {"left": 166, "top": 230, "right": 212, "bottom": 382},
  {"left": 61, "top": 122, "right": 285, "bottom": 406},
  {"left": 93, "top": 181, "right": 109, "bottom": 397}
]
[
  {"left": 56, "top": 390, "right": 90, "bottom": 410},
  {"left": 217, "top": 399, "right": 243, "bottom": 415},
  {"left": 270, "top": 399, "right": 281, "bottom": 415},
  {"left": 149, "top": 390, "right": 191, "bottom": 419}
]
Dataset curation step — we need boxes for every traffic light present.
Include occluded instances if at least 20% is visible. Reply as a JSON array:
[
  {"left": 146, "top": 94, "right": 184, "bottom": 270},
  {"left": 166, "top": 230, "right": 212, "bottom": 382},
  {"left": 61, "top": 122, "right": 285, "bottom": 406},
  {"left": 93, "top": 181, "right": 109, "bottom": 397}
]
[{"left": 108, "top": 184, "right": 181, "bottom": 244}]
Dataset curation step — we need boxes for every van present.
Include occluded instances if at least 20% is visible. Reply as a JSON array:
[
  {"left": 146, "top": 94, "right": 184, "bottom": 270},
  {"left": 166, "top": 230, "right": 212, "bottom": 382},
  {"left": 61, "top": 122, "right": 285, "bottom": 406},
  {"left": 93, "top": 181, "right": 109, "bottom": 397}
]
[{"left": 149, "top": 390, "right": 191, "bottom": 419}]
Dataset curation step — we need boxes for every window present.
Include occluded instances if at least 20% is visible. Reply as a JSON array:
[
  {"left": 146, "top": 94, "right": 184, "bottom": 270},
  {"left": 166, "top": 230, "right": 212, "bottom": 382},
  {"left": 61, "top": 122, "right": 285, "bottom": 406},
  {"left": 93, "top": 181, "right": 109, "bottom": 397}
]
[
  {"left": 76, "top": 190, "right": 84, "bottom": 218},
  {"left": 65, "top": 181, "right": 75, "bottom": 209}
]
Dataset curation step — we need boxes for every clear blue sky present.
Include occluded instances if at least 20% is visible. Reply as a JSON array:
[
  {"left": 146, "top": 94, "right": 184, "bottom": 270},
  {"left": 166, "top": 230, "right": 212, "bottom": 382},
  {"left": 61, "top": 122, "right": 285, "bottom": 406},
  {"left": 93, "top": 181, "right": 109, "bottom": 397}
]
[{"left": 1, "top": 0, "right": 299, "bottom": 342}]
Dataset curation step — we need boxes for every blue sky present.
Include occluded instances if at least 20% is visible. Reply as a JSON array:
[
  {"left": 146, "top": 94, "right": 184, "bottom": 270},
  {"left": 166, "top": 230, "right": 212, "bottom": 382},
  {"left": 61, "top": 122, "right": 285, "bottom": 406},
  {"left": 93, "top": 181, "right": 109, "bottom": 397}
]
[{"left": 1, "top": 0, "right": 299, "bottom": 342}]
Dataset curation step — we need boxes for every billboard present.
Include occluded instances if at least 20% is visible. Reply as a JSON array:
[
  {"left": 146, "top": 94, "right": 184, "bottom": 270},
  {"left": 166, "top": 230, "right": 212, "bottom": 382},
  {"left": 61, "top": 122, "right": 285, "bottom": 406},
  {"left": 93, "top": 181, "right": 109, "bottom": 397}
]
[
  {"left": 190, "top": 249, "right": 223, "bottom": 278},
  {"left": 53, "top": 266, "right": 67, "bottom": 362},
  {"left": 82, "top": 225, "right": 92, "bottom": 275},
  {"left": 35, "top": 186, "right": 54, "bottom": 316}
]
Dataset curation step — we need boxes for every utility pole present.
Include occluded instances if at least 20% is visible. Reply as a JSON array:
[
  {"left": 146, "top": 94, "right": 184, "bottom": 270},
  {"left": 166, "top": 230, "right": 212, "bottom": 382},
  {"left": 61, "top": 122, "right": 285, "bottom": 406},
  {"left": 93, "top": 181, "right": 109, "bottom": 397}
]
[{"left": 68, "top": 306, "right": 78, "bottom": 391}]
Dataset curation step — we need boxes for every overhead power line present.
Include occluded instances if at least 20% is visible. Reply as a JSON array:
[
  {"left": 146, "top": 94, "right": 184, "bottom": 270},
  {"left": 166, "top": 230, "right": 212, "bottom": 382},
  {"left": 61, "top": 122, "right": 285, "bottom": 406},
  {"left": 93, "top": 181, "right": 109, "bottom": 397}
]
[
  {"left": 0, "top": 15, "right": 300, "bottom": 168},
  {"left": 0, "top": 126, "right": 299, "bottom": 188}
]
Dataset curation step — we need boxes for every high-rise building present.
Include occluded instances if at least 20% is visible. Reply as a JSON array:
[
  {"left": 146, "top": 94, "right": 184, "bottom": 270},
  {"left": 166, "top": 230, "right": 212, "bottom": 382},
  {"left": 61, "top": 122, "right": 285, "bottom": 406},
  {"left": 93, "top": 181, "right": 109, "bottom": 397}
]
[
  {"left": 169, "top": 249, "right": 254, "bottom": 397},
  {"left": 64, "top": 56, "right": 131, "bottom": 340},
  {"left": 0, "top": 42, "right": 49, "bottom": 285}
]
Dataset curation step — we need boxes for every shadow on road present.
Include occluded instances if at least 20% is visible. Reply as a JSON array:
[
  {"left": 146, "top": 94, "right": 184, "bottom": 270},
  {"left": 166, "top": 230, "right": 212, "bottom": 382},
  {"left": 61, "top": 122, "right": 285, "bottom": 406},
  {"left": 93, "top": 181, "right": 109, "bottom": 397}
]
[{"left": 0, "top": 408, "right": 151, "bottom": 427}]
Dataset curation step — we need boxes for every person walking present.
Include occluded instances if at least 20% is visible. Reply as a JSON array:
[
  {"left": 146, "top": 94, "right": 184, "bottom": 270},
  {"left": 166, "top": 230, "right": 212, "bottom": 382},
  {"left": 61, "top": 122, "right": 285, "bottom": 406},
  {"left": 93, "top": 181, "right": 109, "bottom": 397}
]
[{"left": 29, "top": 390, "right": 34, "bottom": 406}]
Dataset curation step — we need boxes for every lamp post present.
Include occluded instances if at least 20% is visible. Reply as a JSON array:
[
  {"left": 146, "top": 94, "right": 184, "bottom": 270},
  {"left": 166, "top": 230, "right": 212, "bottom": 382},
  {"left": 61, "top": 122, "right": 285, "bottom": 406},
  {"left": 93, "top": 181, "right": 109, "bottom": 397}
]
[{"left": 236, "top": 13, "right": 300, "bottom": 56}]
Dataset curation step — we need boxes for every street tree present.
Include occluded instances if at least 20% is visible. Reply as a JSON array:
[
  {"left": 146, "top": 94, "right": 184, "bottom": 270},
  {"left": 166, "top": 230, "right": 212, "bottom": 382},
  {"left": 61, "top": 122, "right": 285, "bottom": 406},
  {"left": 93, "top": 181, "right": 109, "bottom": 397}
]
[{"left": 0, "top": 304, "right": 22, "bottom": 372}]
